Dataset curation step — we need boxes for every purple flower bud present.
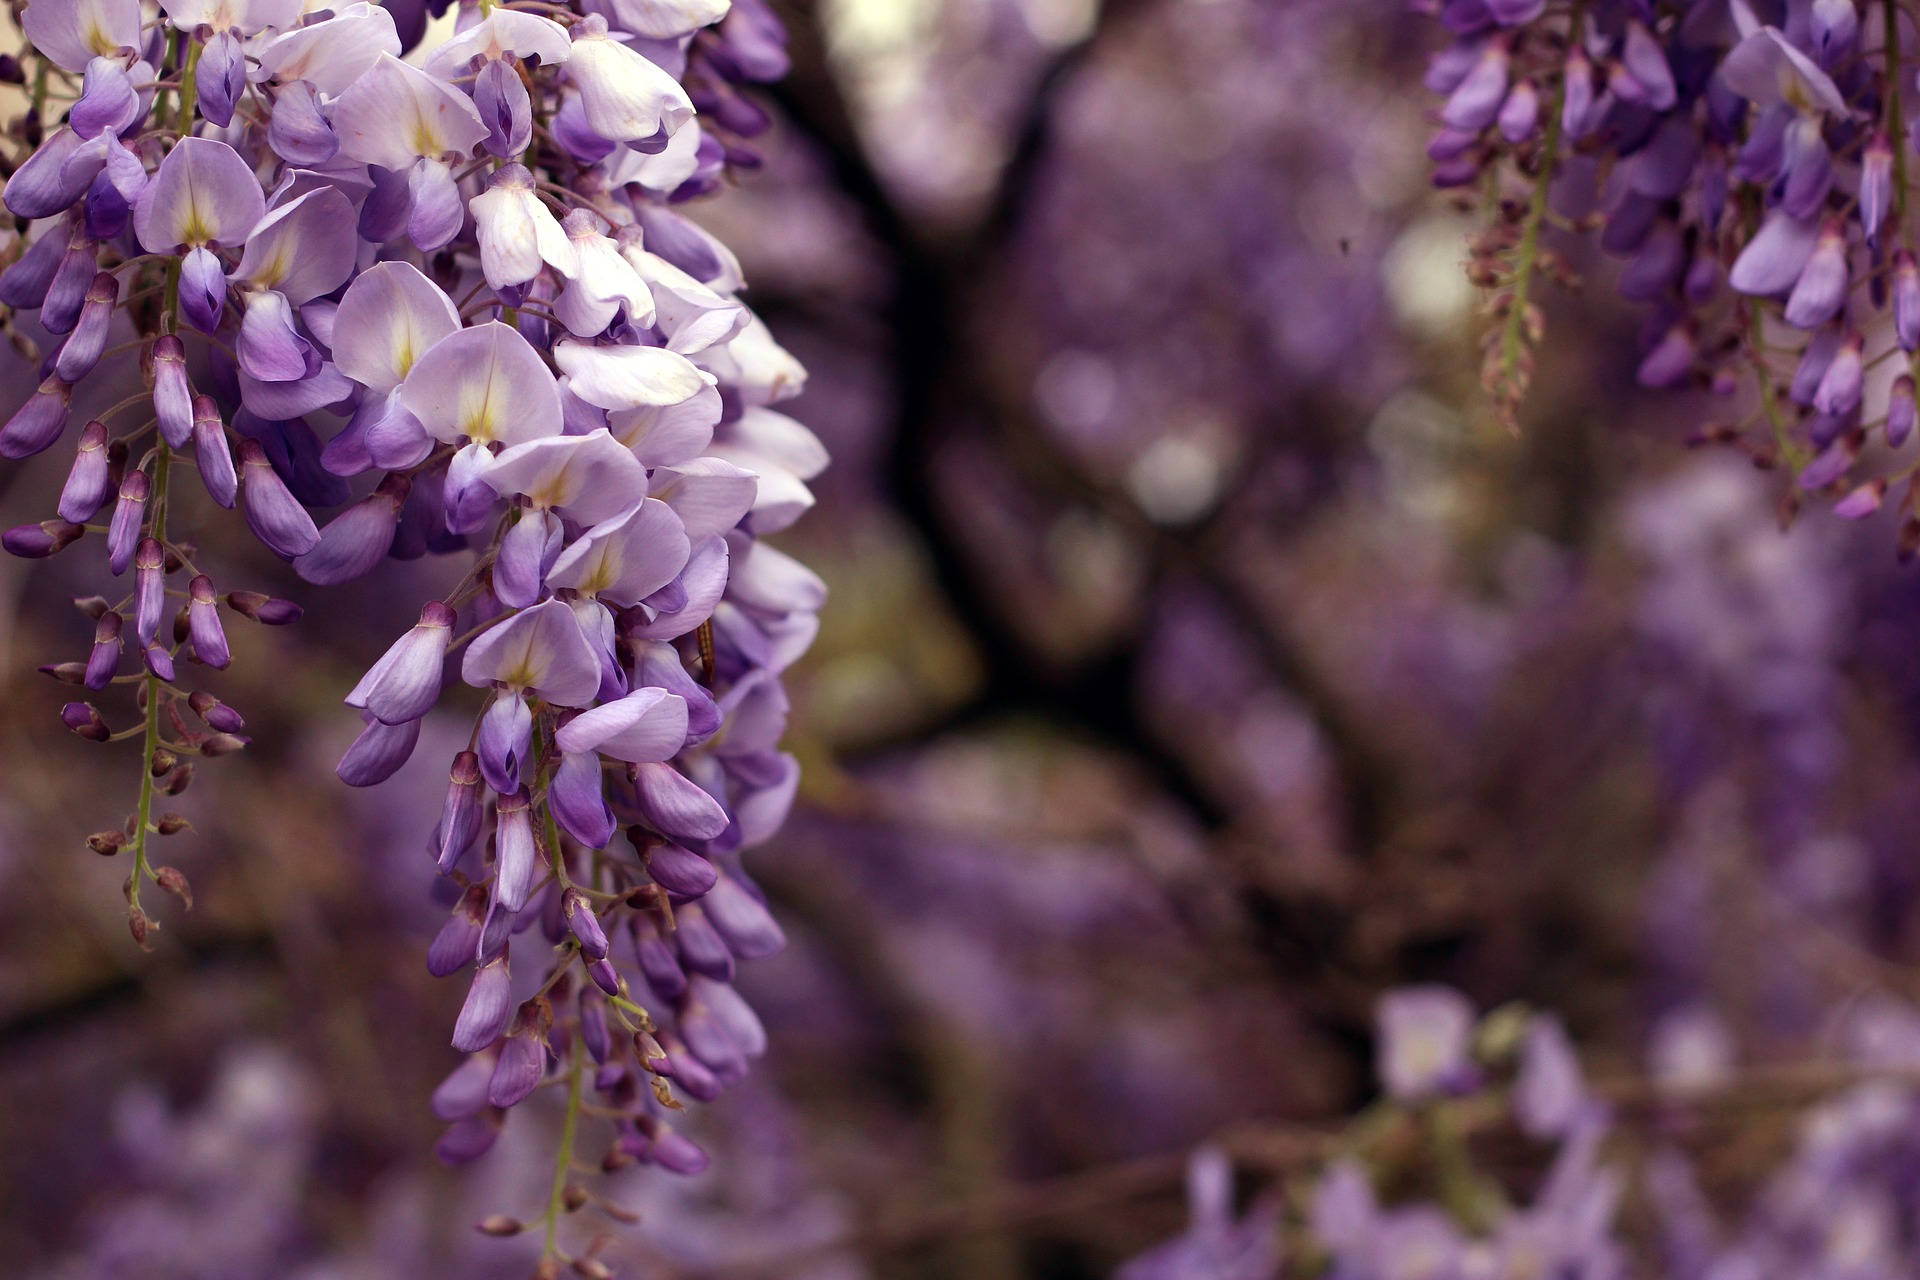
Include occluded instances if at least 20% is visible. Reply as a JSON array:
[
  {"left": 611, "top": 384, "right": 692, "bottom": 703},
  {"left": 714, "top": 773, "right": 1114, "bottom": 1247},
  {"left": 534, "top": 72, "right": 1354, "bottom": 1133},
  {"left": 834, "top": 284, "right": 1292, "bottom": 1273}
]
[
  {"left": 107, "top": 469, "right": 149, "bottom": 574},
  {"left": 648, "top": 842, "right": 718, "bottom": 897},
  {"left": 1441, "top": 39, "right": 1508, "bottom": 131},
  {"left": 0, "top": 375, "right": 73, "bottom": 459},
  {"left": 430, "top": 1046, "right": 496, "bottom": 1119},
  {"left": 1636, "top": 325, "right": 1695, "bottom": 389},
  {"left": 1811, "top": 0, "right": 1859, "bottom": 65},
  {"left": 57, "top": 419, "right": 112, "bottom": 522},
  {"left": 151, "top": 335, "right": 194, "bottom": 448},
  {"left": 704, "top": 872, "right": 786, "bottom": 960},
  {"left": 1783, "top": 219, "right": 1849, "bottom": 330},
  {"left": 657, "top": 1029, "right": 721, "bottom": 1100},
  {"left": 0, "top": 220, "right": 69, "bottom": 308},
  {"left": 85, "top": 610, "right": 121, "bottom": 689},
  {"left": 493, "top": 788, "right": 539, "bottom": 912},
  {"left": 1799, "top": 434, "right": 1859, "bottom": 490},
  {"left": 428, "top": 885, "right": 489, "bottom": 977},
  {"left": 636, "top": 1122, "right": 709, "bottom": 1176},
  {"left": 1779, "top": 116, "right": 1831, "bottom": 221},
  {"left": 62, "top": 700, "right": 110, "bottom": 741},
  {"left": 1834, "top": 477, "right": 1885, "bottom": 518},
  {"left": 345, "top": 600, "right": 454, "bottom": 725},
  {"left": 5, "top": 130, "right": 93, "bottom": 221},
  {"left": 187, "top": 575, "right": 229, "bottom": 669},
  {"left": 477, "top": 895, "right": 518, "bottom": 964},
  {"left": 225, "top": 590, "right": 304, "bottom": 625},
  {"left": 238, "top": 438, "right": 321, "bottom": 557},
  {"left": 588, "top": 957, "right": 620, "bottom": 995},
  {"left": 550, "top": 748, "right": 616, "bottom": 849},
  {"left": 335, "top": 713, "right": 421, "bottom": 786},
  {"left": 451, "top": 954, "right": 513, "bottom": 1052},
  {"left": 1812, "top": 333, "right": 1864, "bottom": 416},
  {"left": 562, "top": 889, "right": 609, "bottom": 959},
  {"left": 1890, "top": 375, "right": 1916, "bottom": 447},
  {"left": 478, "top": 690, "right": 534, "bottom": 794},
  {"left": 269, "top": 80, "right": 338, "bottom": 166},
  {"left": 633, "top": 914, "right": 687, "bottom": 998},
  {"left": 41, "top": 230, "right": 100, "bottom": 334},
  {"left": 143, "top": 638, "right": 175, "bottom": 682},
  {"left": 435, "top": 1116, "right": 500, "bottom": 1165},
  {"left": 72, "top": 57, "right": 137, "bottom": 139},
  {"left": 437, "top": 751, "right": 484, "bottom": 874},
  {"left": 579, "top": 987, "right": 611, "bottom": 1062},
  {"left": 1494, "top": 77, "right": 1537, "bottom": 144},
  {"left": 52, "top": 272, "right": 116, "bottom": 383},
  {"left": 633, "top": 761, "right": 730, "bottom": 842},
  {"left": 133, "top": 538, "right": 166, "bottom": 647},
  {"left": 4, "top": 518, "right": 84, "bottom": 557},
  {"left": 679, "top": 975, "right": 766, "bottom": 1071},
  {"left": 487, "top": 1025, "right": 546, "bottom": 1108},
  {"left": 197, "top": 31, "right": 247, "bottom": 128},
  {"left": 192, "top": 395, "right": 237, "bottom": 509},
  {"left": 1562, "top": 46, "right": 1595, "bottom": 138},
  {"left": 1861, "top": 133, "right": 1893, "bottom": 248},
  {"left": 474, "top": 58, "right": 532, "bottom": 158},
  {"left": 178, "top": 246, "right": 228, "bottom": 334},
  {"left": 188, "top": 689, "right": 245, "bottom": 733},
  {"left": 1895, "top": 252, "right": 1920, "bottom": 352},
  {"left": 1622, "top": 21, "right": 1676, "bottom": 109},
  {"left": 408, "top": 158, "right": 465, "bottom": 254},
  {"left": 672, "top": 901, "right": 735, "bottom": 980},
  {"left": 294, "top": 473, "right": 409, "bottom": 586}
]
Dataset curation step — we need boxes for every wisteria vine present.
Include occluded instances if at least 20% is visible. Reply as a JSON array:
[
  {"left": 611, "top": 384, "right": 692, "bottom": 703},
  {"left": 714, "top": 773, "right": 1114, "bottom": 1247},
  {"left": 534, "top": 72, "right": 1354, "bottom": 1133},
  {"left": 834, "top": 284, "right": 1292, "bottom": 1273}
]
[{"left": 0, "top": 0, "right": 822, "bottom": 1265}]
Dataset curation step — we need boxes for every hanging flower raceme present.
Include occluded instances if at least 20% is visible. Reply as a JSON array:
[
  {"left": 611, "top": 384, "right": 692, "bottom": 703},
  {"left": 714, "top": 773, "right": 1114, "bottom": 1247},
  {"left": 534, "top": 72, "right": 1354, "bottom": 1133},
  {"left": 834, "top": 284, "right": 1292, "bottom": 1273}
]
[{"left": 0, "top": 0, "right": 823, "bottom": 1261}]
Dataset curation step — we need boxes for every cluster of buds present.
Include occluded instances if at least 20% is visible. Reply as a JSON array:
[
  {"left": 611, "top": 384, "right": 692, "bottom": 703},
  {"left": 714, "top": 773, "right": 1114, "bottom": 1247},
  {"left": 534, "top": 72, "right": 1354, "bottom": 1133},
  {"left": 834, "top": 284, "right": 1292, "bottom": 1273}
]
[{"left": 0, "top": 0, "right": 822, "bottom": 1263}]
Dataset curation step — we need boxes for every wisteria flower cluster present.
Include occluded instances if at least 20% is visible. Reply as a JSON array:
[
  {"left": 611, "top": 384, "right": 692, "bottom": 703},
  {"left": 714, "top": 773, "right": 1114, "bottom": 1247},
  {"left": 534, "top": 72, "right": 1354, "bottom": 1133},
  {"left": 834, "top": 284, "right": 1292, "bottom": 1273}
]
[
  {"left": 1417, "top": 0, "right": 1920, "bottom": 538},
  {"left": 0, "top": 0, "right": 823, "bottom": 1264}
]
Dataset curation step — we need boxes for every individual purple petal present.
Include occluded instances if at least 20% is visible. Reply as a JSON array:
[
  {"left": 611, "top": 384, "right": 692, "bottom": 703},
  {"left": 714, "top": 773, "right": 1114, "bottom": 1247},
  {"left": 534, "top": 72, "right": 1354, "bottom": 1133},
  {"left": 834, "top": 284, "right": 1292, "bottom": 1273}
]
[
  {"left": 133, "top": 537, "right": 164, "bottom": 646},
  {"left": 1812, "top": 333, "right": 1864, "bottom": 416},
  {"left": 192, "top": 395, "right": 237, "bottom": 508},
  {"left": 253, "top": 1, "right": 402, "bottom": 96},
  {"left": 492, "top": 509, "right": 559, "bottom": 609},
  {"left": 444, "top": 441, "right": 502, "bottom": 534},
  {"left": 239, "top": 437, "right": 322, "bottom": 557},
  {"left": 51, "top": 270, "right": 113, "bottom": 383},
  {"left": 105, "top": 468, "right": 147, "bottom": 574},
  {"left": 648, "top": 843, "right": 718, "bottom": 897},
  {"left": 331, "top": 260, "right": 462, "bottom": 395},
  {"left": 469, "top": 163, "right": 577, "bottom": 289},
  {"left": 630, "top": 249, "right": 742, "bottom": 356},
  {"left": 330, "top": 52, "right": 487, "bottom": 171},
  {"left": 1636, "top": 325, "right": 1695, "bottom": 389},
  {"left": 133, "top": 137, "right": 265, "bottom": 253},
  {"left": 84, "top": 610, "right": 121, "bottom": 689},
  {"left": 71, "top": 56, "right": 138, "bottom": 138},
  {"left": 551, "top": 748, "right": 616, "bottom": 849},
  {"left": 1377, "top": 985, "right": 1477, "bottom": 1100},
  {"left": 1783, "top": 220, "right": 1849, "bottom": 329},
  {"left": 555, "top": 686, "right": 688, "bottom": 763},
  {"left": 435, "top": 1116, "right": 500, "bottom": 1165},
  {"left": 554, "top": 338, "right": 710, "bottom": 411},
  {"left": 478, "top": 689, "right": 533, "bottom": 794},
  {"left": 1719, "top": 26, "right": 1848, "bottom": 116},
  {"left": 704, "top": 872, "right": 785, "bottom": 959},
  {"left": 267, "top": 80, "right": 339, "bottom": 166},
  {"left": 547, "top": 498, "right": 691, "bottom": 606},
  {"left": 483, "top": 428, "right": 651, "bottom": 524},
  {"left": 673, "top": 902, "right": 734, "bottom": 980},
  {"left": 346, "top": 599, "right": 455, "bottom": 723},
  {"left": 486, "top": 1028, "right": 545, "bottom": 1108},
  {"left": 152, "top": 334, "right": 194, "bottom": 448},
  {"left": 0, "top": 220, "right": 72, "bottom": 308},
  {"left": 566, "top": 13, "right": 695, "bottom": 143},
  {"left": 1895, "top": 250, "right": 1920, "bottom": 351},
  {"left": 1861, "top": 133, "right": 1892, "bottom": 247},
  {"left": 651, "top": 456, "right": 758, "bottom": 540},
  {"left": 336, "top": 712, "right": 421, "bottom": 786},
  {"left": 0, "top": 375, "right": 73, "bottom": 459},
  {"left": 400, "top": 321, "right": 564, "bottom": 446},
  {"left": 727, "top": 538, "right": 828, "bottom": 615},
  {"left": 451, "top": 953, "right": 513, "bottom": 1051},
  {"left": 238, "top": 289, "right": 319, "bottom": 382},
  {"left": 1891, "top": 375, "right": 1916, "bottom": 448},
  {"left": 1621, "top": 20, "right": 1675, "bottom": 110},
  {"left": 461, "top": 597, "right": 602, "bottom": 706},
  {"left": 493, "top": 788, "right": 538, "bottom": 911},
  {"left": 429, "top": 1041, "right": 494, "bottom": 1116},
  {"left": 630, "top": 534, "right": 728, "bottom": 640},
  {"left": 407, "top": 158, "right": 464, "bottom": 253},
  {"left": 41, "top": 227, "right": 100, "bottom": 334},
  {"left": 474, "top": 58, "right": 533, "bottom": 159},
  {"left": 295, "top": 474, "right": 408, "bottom": 586},
  {"left": 23, "top": 0, "right": 141, "bottom": 72},
  {"left": 178, "top": 246, "right": 229, "bottom": 334},
  {"left": 1514, "top": 1013, "right": 1585, "bottom": 1138},
  {"left": 4, "top": 128, "right": 95, "bottom": 219},
  {"left": 233, "top": 186, "right": 358, "bottom": 305},
  {"left": 357, "top": 164, "right": 412, "bottom": 243},
  {"left": 633, "top": 761, "right": 728, "bottom": 841},
  {"left": 1727, "top": 210, "right": 1819, "bottom": 296},
  {"left": 187, "top": 574, "right": 230, "bottom": 668},
  {"left": 1440, "top": 39, "right": 1507, "bottom": 130}
]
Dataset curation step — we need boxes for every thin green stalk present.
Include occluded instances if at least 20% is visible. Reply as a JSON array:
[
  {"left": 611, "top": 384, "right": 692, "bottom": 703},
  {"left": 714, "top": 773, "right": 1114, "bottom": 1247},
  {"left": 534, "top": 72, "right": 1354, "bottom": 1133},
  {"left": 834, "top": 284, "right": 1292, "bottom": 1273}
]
[{"left": 541, "top": 1049, "right": 585, "bottom": 1260}]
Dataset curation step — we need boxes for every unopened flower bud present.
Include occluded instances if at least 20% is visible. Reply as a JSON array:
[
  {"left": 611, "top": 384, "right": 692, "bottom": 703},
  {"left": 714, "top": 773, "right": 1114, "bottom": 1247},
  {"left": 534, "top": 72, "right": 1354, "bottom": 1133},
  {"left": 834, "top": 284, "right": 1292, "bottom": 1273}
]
[
  {"left": 200, "top": 732, "right": 249, "bottom": 757},
  {"left": 225, "top": 590, "right": 303, "bottom": 625},
  {"left": 52, "top": 272, "right": 116, "bottom": 382},
  {"left": 153, "top": 865, "right": 192, "bottom": 909},
  {"left": 87, "top": 829, "right": 126, "bottom": 855},
  {"left": 186, "top": 575, "right": 230, "bottom": 668},
  {"left": 57, "top": 420, "right": 112, "bottom": 522},
  {"left": 162, "top": 762, "right": 194, "bottom": 795},
  {"left": 154, "top": 813, "right": 188, "bottom": 835},
  {"left": 1890, "top": 375, "right": 1916, "bottom": 448},
  {"left": 84, "top": 609, "right": 122, "bottom": 689},
  {"left": 188, "top": 689, "right": 245, "bottom": 734},
  {"left": 151, "top": 335, "right": 193, "bottom": 448},
  {"left": 149, "top": 746, "right": 178, "bottom": 777},
  {"left": 0, "top": 374, "right": 71, "bottom": 459},
  {"left": 106, "top": 470, "right": 149, "bottom": 575},
  {"left": 62, "top": 700, "right": 109, "bottom": 741},
  {"left": 133, "top": 538, "right": 165, "bottom": 646},
  {"left": 239, "top": 438, "right": 320, "bottom": 556},
  {"left": 437, "top": 751, "right": 483, "bottom": 873},
  {"left": 476, "top": 1215, "right": 524, "bottom": 1237},
  {"left": 3, "top": 518, "right": 83, "bottom": 558}
]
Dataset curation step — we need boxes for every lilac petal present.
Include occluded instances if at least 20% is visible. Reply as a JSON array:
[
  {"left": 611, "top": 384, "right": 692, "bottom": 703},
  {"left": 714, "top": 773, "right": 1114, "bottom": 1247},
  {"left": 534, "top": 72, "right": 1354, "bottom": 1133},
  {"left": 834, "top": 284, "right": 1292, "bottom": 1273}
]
[
  {"left": 238, "top": 361, "right": 355, "bottom": 421},
  {"left": 469, "top": 163, "right": 577, "bottom": 289},
  {"left": 734, "top": 752, "right": 799, "bottom": 847},
  {"left": 233, "top": 186, "right": 357, "bottom": 305},
  {"left": 186, "top": 575, "right": 231, "bottom": 668},
  {"left": 436, "top": 752, "right": 484, "bottom": 873},
  {"left": 106, "top": 470, "right": 148, "bottom": 574},
  {"left": 462, "top": 597, "right": 602, "bottom": 706},
  {"left": 152, "top": 334, "right": 194, "bottom": 448},
  {"left": 295, "top": 477, "right": 408, "bottom": 586},
  {"left": 728, "top": 538, "right": 828, "bottom": 615},
  {"left": 435, "top": 1116, "right": 500, "bottom": 1165},
  {"left": 133, "top": 137, "right": 265, "bottom": 253},
  {"left": 704, "top": 872, "right": 784, "bottom": 959},
  {"left": 239, "top": 290, "right": 319, "bottom": 383},
  {"left": 637, "top": 642, "right": 720, "bottom": 740},
  {"left": 673, "top": 902, "right": 734, "bottom": 980},
  {"left": 196, "top": 30, "right": 246, "bottom": 126},
  {"left": 407, "top": 158, "right": 465, "bottom": 253},
  {"left": 651, "top": 456, "right": 757, "bottom": 540},
  {"left": 254, "top": 2, "right": 402, "bottom": 96},
  {"left": 239, "top": 437, "right": 322, "bottom": 557},
  {"left": 475, "top": 58, "right": 532, "bottom": 158},
  {"left": 630, "top": 534, "right": 728, "bottom": 640},
  {"left": 1720, "top": 27, "right": 1848, "bottom": 117},
  {"left": 358, "top": 164, "right": 412, "bottom": 244},
  {"left": 345, "top": 599, "right": 454, "bottom": 723},
  {"left": 486, "top": 1032, "right": 545, "bottom": 1108},
  {"left": 336, "top": 713, "right": 421, "bottom": 786},
  {"left": 552, "top": 748, "right": 616, "bottom": 850},
  {"left": 1812, "top": 335, "right": 1864, "bottom": 415},
  {"left": 1891, "top": 375, "right": 1917, "bottom": 447},
  {"left": 554, "top": 338, "right": 709, "bottom": 411},
  {"left": 400, "top": 321, "right": 563, "bottom": 446},
  {"left": 444, "top": 440, "right": 502, "bottom": 534},
  {"left": 331, "top": 51, "right": 487, "bottom": 170},
  {"left": 0, "top": 221, "right": 72, "bottom": 308},
  {"left": 269, "top": 79, "right": 338, "bottom": 166},
  {"left": 1779, "top": 116, "right": 1831, "bottom": 220},
  {"left": 451, "top": 954, "right": 513, "bottom": 1051},
  {"left": 1440, "top": 41, "right": 1507, "bottom": 130},
  {"left": 0, "top": 375, "right": 73, "bottom": 459},
  {"left": 24, "top": 0, "right": 141, "bottom": 72},
  {"left": 633, "top": 761, "right": 729, "bottom": 841},
  {"left": 430, "top": 1043, "right": 494, "bottom": 1117},
  {"left": 5, "top": 128, "right": 94, "bottom": 219},
  {"left": 57, "top": 420, "right": 112, "bottom": 521},
  {"left": 567, "top": 14, "right": 695, "bottom": 143},
  {"left": 332, "top": 260, "right": 462, "bottom": 394},
  {"left": 177, "top": 245, "right": 229, "bottom": 335},
  {"left": 492, "top": 509, "right": 556, "bottom": 610},
  {"left": 192, "top": 395, "right": 237, "bottom": 508},
  {"left": 680, "top": 974, "right": 765, "bottom": 1062},
  {"left": 555, "top": 686, "right": 688, "bottom": 762},
  {"left": 40, "top": 228, "right": 99, "bottom": 334},
  {"left": 84, "top": 610, "right": 122, "bottom": 689},
  {"left": 1783, "top": 222, "right": 1849, "bottom": 329},
  {"left": 484, "top": 428, "right": 651, "bottom": 524},
  {"left": 634, "top": 915, "right": 687, "bottom": 997},
  {"left": 133, "top": 538, "right": 165, "bottom": 645},
  {"left": 608, "top": 385, "right": 721, "bottom": 468},
  {"left": 72, "top": 56, "right": 139, "bottom": 139},
  {"left": 493, "top": 789, "right": 538, "bottom": 911},
  {"left": 363, "top": 394, "right": 435, "bottom": 471},
  {"left": 478, "top": 690, "right": 533, "bottom": 794},
  {"left": 648, "top": 843, "right": 717, "bottom": 897},
  {"left": 548, "top": 498, "right": 690, "bottom": 605}
]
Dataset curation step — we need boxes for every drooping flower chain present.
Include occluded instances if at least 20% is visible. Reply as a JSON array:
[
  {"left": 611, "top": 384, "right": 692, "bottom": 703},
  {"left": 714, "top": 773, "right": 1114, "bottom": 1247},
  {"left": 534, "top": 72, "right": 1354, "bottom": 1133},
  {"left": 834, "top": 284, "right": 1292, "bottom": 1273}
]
[
  {"left": 0, "top": 0, "right": 822, "bottom": 1261},
  {"left": 1418, "top": 0, "right": 1920, "bottom": 536}
]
